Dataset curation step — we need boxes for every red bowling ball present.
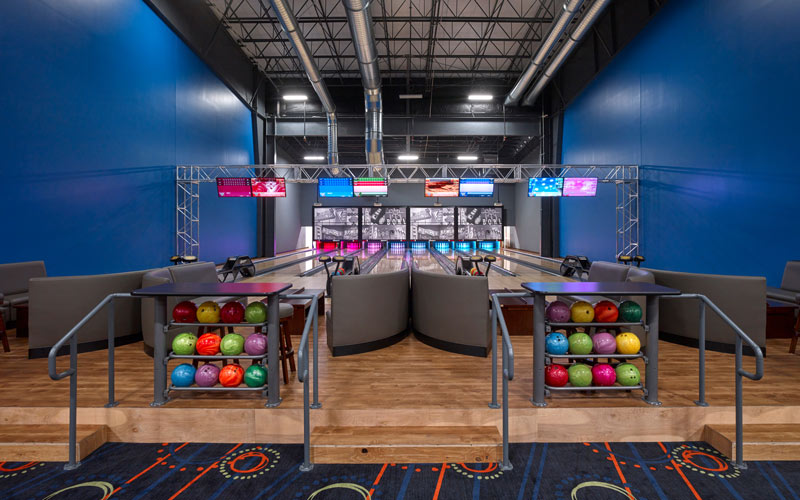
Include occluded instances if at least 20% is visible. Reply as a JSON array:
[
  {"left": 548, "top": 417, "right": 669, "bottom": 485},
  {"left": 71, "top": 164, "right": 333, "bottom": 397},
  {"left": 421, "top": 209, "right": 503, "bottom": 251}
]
[
  {"left": 220, "top": 301, "right": 246, "bottom": 323},
  {"left": 594, "top": 300, "right": 619, "bottom": 323},
  {"left": 545, "top": 364, "right": 569, "bottom": 387},
  {"left": 172, "top": 301, "right": 197, "bottom": 323}
]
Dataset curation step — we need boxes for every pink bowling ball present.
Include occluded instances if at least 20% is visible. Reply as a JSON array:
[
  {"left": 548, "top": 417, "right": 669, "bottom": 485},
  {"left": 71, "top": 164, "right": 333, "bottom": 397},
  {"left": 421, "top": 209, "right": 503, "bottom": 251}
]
[
  {"left": 546, "top": 301, "right": 571, "bottom": 323},
  {"left": 195, "top": 363, "right": 220, "bottom": 387},
  {"left": 244, "top": 333, "right": 268, "bottom": 356},
  {"left": 592, "top": 332, "right": 617, "bottom": 355},
  {"left": 591, "top": 363, "right": 617, "bottom": 386}
]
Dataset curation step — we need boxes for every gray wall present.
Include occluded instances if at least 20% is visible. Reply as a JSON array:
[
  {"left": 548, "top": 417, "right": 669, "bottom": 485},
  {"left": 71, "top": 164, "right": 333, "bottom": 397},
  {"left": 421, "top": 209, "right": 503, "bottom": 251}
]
[
  {"left": 513, "top": 182, "right": 541, "bottom": 252},
  {"left": 272, "top": 146, "right": 305, "bottom": 252}
]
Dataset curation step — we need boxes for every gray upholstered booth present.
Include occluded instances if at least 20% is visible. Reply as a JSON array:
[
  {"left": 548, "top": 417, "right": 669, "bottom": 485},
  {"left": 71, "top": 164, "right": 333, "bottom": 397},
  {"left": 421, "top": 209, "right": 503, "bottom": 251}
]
[
  {"left": 327, "top": 268, "right": 409, "bottom": 356},
  {"left": 767, "top": 261, "right": 800, "bottom": 306},
  {"left": 411, "top": 268, "right": 491, "bottom": 357},
  {"left": 647, "top": 268, "right": 766, "bottom": 353},
  {"left": 0, "top": 261, "right": 47, "bottom": 322}
]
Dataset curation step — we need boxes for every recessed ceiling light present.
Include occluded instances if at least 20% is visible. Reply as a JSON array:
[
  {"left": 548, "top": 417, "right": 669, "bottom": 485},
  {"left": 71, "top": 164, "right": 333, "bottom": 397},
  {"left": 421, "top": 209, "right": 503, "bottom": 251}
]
[
  {"left": 457, "top": 155, "right": 479, "bottom": 161},
  {"left": 399, "top": 94, "right": 423, "bottom": 100},
  {"left": 468, "top": 94, "right": 493, "bottom": 101},
  {"left": 398, "top": 154, "right": 419, "bottom": 161},
  {"left": 304, "top": 155, "right": 325, "bottom": 161},
  {"left": 283, "top": 94, "right": 308, "bottom": 101}
]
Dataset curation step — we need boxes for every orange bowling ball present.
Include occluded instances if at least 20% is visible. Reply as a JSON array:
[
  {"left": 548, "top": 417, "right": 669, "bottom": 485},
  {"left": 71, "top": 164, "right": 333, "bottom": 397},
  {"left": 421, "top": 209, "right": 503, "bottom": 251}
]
[
  {"left": 219, "top": 364, "right": 244, "bottom": 387},
  {"left": 594, "top": 300, "right": 619, "bottom": 323},
  {"left": 196, "top": 333, "right": 222, "bottom": 356}
]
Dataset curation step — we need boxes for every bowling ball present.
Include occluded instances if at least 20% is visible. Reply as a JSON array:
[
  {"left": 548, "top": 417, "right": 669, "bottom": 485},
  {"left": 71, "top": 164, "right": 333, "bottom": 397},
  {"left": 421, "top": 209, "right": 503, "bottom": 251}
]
[
  {"left": 172, "top": 301, "right": 197, "bottom": 323},
  {"left": 196, "top": 333, "right": 222, "bottom": 356},
  {"left": 171, "top": 332, "right": 197, "bottom": 355},
  {"left": 619, "top": 301, "right": 643, "bottom": 323},
  {"left": 244, "top": 365, "right": 267, "bottom": 388},
  {"left": 220, "top": 301, "right": 246, "bottom": 323},
  {"left": 592, "top": 332, "right": 617, "bottom": 355},
  {"left": 195, "top": 363, "right": 220, "bottom": 387},
  {"left": 545, "top": 364, "right": 569, "bottom": 387},
  {"left": 170, "top": 363, "right": 196, "bottom": 387},
  {"left": 545, "top": 301, "right": 571, "bottom": 323},
  {"left": 334, "top": 268, "right": 346, "bottom": 276},
  {"left": 568, "top": 332, "right": 593, "bottom": 355},
  {"left": 245, "top": 302, "right": 268, "bottom": 324},
  {"left": 196, "top": 301, "right": 221, "bottom": 323},
  {"left": 567, "top": 363, "right": 593, "bottom": 387},
  {"left": 594, "top": 300, "right": 619, "bottom": 323},
  {"left": 244, "top": 333, "right": 268, "bottom": 356},
  {"left": 570, "top": 301, "right": 595, "bottom": 323},
  {"left": 615, "top": 363, "right": 641, "bottom": 386},
  {"left": 219, "top": 364, "right": 244, "bottom": 387},
  {"left": 545, "top": 332, "right": 569, "bottom": 355},
  {"left": 469, "top": 267, "right": 480, "bottom": 276},
  {"left": 616, "top": 332, "right": 641, "bottom": 355},
  {"left": 591, "top": 363, "right": 617, "bottom": 386},
  {"left": 220, "top": 333, "right": 245, "bottom": 356}
]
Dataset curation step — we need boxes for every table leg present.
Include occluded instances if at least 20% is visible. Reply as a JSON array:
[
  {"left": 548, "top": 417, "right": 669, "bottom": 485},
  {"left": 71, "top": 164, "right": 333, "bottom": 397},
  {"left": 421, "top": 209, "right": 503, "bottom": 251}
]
[
  {"left": 644, "top": 295, "right": 661, "bottom": 405},
  {"left": 266, "top": 294, "right": 282, "bottom": 407},
  {"left": 151, "top": 296, "right": 169, "bottom": 407},
  {"left": 532, "top": 293, "right": 547, "bottom": 407}
]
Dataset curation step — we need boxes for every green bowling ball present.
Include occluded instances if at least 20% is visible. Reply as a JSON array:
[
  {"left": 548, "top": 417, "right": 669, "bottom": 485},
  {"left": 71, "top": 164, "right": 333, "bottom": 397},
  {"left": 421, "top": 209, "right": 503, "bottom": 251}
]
[
  {"left": 245, "top": 302, "right": 268, "bottom": 324},
  {"left": 568, "top": 332, "right": 593, "bottom": 355},
  {"left": 567, "top": 363, "right": 593, "bottom": 387},
  {"left": 615, "top": 363, "right": 641, "bottom": 386},
  {"left": 244, "top": 365, "right": 267, "bottom": 387},
  {"left": 220, "top": 333, "right": 245, "bottom": 356},
  {"left": 171, "top": 333, "right": 197, "bottom": 355},
  {"left": 619, "top": 300, "right": 643, "bottom": 323}
]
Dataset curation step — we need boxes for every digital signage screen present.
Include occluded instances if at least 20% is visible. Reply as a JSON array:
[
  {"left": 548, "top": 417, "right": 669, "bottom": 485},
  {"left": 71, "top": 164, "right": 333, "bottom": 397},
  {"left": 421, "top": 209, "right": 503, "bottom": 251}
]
[
  {"left": 353, "top": 178, "right": 388, "bottom": 197},
  {"left": 528, "top": 177, "right": 564, "bottom": 197},
  {"left": 312, "top": 207, "right": 359, "bottom": 241},
  {"left": 409, "top": 207, "right": 455, "bottom": 240},
  {"left": 362, "top": 207, "right": 407, "bottom": 240},
  {"left": 424, "top": 178, "right": 460, "bottom": 197},
  {"left": 459, "top": 178, "right": 494, "bottom": 197},
  {"left": 250, "top": 177, "right": 286, "bottom": 198},
  {"left": 457, "top": 207, "right": 503, "bottom": 240},
  {"left": 318, "top": 177, "right": 354, "bottom": 198},
  {"left": 562, "top": 177, "right": 598, "bottom": 197},
  {"left": 217, "top": 178, "right": 252, "bottom": 198}
]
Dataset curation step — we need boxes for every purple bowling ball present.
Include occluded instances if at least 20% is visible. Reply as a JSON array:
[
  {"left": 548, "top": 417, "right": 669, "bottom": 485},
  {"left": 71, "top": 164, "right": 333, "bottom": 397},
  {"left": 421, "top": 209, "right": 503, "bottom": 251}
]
[
  {"left": 546, "top": 300, "right": 571, "bottom": 323},
  {"left": 244, "top": 333, "right": 268, "bottom": 356},
  {"left": 195, "top": 363, "right": 220, "bottom": 387},
  {"left": 592, "top": 332, "right": 617, "bottom": 355}
]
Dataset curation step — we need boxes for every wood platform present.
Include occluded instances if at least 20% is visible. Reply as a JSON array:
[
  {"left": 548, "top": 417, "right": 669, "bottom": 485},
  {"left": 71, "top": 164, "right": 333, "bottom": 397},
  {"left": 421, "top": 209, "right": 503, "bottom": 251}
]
[
  {"left": 703, "top": 424, "right": 800, "bottom": 461},
  {"left": 0, "top": 424, "right": 107, "bottom": 461}
]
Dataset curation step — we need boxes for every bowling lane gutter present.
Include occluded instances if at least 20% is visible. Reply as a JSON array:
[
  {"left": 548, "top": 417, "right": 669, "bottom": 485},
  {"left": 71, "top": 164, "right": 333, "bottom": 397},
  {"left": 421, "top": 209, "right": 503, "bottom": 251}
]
[
  {"left": 500, "top": 248, "right": 563, "bottom": 270},
  {"left": 453, "top": 249, "right": 517, "bottom": 277},
  {"left": 297, "top": 248, "right": 365, "bottom": 276},
  {"left": 253, "top": 248, "right": 337, "bottom": 276},
  {"left": 477, "top": 249, "right": 564, "bottom": 278},
  {"left": 361, "top": 246, "right": 390, "bottom": 274},
  {"left": 427, "top": 247, "right": 457, "bottom": 274}
]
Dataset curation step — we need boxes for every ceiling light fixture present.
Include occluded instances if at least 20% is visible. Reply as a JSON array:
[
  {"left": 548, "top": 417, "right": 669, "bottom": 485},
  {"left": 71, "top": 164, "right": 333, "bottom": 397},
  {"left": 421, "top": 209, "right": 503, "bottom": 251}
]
[
  {"left": 283, "top": 94, "right": 308, "bottom": 101},
  {"left": 468, "top": 94, "right": 493, "bottom": 101},
  {"left": 399, "top": 94, "right": 423, "bottom": 100},
  {"left": 398, "top": 154, "right": 419, "bottom": 161},
  {"left": 304, "top": 155, "right": 325, "bottom": 161},
  {"left": 457, "top": 155, "right": 479, "bottom": 161}
]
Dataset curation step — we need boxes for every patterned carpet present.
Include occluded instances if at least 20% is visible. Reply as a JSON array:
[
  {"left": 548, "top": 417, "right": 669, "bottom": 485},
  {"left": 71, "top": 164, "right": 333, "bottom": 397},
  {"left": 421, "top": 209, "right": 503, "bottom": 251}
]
[{"left": 2, "top": 441, "right": 797, "bottom": 499}]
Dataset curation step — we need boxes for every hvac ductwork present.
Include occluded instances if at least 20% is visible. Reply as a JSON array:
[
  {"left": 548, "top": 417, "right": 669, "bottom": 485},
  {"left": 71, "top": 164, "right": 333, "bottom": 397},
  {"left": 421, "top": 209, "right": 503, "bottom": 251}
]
[
  {"left": 521, "top": 0, "right": 612, "bottom": 107},
  {"left": 343, "top": 0, "right": 384, "bottom": 165},
  {"left": 269, "top": 0, "right": 339, "bottom": 164},
  {"left": 504, "top": 0, "right": 585, "bottom": 107}
]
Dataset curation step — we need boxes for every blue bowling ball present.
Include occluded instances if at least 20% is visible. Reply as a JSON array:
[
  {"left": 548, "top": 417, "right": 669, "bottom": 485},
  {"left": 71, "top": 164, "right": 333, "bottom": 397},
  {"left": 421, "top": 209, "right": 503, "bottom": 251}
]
[
  {"left": 171, "top": 363, "right": 196, "bottom": 387},
  {"left": 545, "top": 332, "right": 569, "bottom": 355}
]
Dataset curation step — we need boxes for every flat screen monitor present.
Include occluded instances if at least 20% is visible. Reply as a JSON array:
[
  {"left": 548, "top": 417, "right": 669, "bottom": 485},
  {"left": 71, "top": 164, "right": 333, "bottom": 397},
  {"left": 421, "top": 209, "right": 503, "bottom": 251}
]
[
  {"left": 409, "top": 207, "right": 455, "bottom": 240},
  {"left": 250, "top": 177, "right": 286, "bottom": 198},
  {"left": 362, "top": 207, "right": 407, "bottom": 240},
  {"left": 457, "top": 207, "right": 503, "bottom": 240},
  {"left": 528, "top": 177, "right": 563, "bottom": 197},
  {"left": 424, "top": 178, "right": 459, "bottom": 197},
  {"left": 562, "top": 177, "right": 598, "bottom": 197},
  {"left": 313, "top": 207, "right": 359, "bottom": 241},
  {"left": 353, "top": 177, "right": 388, "bottom": 197},
  {"left": 217, "top": 178, "right": 252, "bottom": 198},
  {"left": 459, "top": 178, "right": 494, "bottom": 197},
  {"left": 318, "top": 177, "right": 354, "bottom": 198}
]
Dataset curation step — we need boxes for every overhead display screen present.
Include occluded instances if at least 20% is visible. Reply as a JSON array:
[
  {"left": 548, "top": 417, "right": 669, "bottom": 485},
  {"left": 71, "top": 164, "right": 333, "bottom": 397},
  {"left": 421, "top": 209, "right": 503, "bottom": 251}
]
[
  {"left": 313, "top": 207, "right": 359, "bottom": 241},
  {"left": 528, "top": 177, "right": 564, "bottom": 197},
  {"left": 318, "top": 177, "right": 354, "bottom": 198},
  {"left": 562, "top": 177, "right": 598, "bottom": 197},
  {"left": 410, "top": 207, "right": 455, "bottom": 240},
  {"left": 362, "top": 207, "right": 407, "bottom": 240},
  {"left": 251, "top": 177, "right": 286, "bottom": 198},
  {"left": 353, "top": 177, "right": 388, "bottom": 197},
  {"left": 216, "top": 178, "right": 252, "bottom": 198},
  {"left": 457, "top": 207, "right": 503, "bottom": 240},
  {"left": 459, "top": 178, "right": 494, "bottom": 197},
  {"left": 424, "top": 178, "right": 460, "bottom": 197}
]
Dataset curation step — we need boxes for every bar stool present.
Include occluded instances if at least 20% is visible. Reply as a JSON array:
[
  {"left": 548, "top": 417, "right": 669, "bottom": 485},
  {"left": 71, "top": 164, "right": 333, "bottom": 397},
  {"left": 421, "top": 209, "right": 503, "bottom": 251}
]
[
  {"left": 0, "top": 294, "right": 8, "bottom": 353},
  {"left": 255, "top": 303, "right": 296, "bottom": 384}
]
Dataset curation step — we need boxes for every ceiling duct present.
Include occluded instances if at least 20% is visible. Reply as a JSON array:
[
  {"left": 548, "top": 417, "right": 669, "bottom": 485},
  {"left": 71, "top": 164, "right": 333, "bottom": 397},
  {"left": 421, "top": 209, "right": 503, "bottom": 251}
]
[
  {"left": 343, "top": 0, "right": 384, "bottom": 165},
  {"left": 269, "top": 0, "right": 338, "bottom": 164},
  {"left": 521, "top": 0, "right": 613, "bottom": 107},
  {"left": 504, "top": 0, "right": 585, "bottom": 107}
]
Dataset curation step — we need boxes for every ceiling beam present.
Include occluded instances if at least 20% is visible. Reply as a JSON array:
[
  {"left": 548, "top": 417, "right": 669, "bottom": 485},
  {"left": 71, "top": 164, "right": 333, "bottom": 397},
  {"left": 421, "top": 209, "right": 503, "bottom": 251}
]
[{"left": 275, "top": 116, "right": 539, "bottom": 137}]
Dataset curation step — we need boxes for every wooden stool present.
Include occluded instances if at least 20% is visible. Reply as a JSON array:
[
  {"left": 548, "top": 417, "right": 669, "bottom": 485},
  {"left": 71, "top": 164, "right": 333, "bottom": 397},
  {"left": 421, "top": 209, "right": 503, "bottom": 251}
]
[
  {"left": 255, "top": 319, "right": 296, "bottom": 384},
  {"left": 0, "top": 314, "right": 9, "bottom": 353}
]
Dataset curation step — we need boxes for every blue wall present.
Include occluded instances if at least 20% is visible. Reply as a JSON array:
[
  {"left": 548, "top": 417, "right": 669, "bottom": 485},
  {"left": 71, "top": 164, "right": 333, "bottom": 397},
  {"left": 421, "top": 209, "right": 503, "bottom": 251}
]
[
  {"left": 0, "top": 0, "right": 254, "bottom": 276},
  {"left": 561, "top": 0, "right": 800, "bottom": 285}
]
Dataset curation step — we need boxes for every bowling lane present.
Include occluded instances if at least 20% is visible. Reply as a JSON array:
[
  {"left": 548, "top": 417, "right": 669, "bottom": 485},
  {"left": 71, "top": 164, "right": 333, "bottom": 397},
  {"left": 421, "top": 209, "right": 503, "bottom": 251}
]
[
  {"left": 493, "top": 248, "right": 564, "bottom": 274},
  {"left": 252, "top": 248, "right": 324, "bottom": 275},
  {"left": 369, "top": 247, "right": 408, "bottom": 273},
  {"left": 411, "top": 248, "right": 453, "bottom": 273},
  {"left": 247, "top": 247, "right": 380, "bottom": 290},
  {"left": 453, "top": 248, "right": 522, "bottom": 275}
]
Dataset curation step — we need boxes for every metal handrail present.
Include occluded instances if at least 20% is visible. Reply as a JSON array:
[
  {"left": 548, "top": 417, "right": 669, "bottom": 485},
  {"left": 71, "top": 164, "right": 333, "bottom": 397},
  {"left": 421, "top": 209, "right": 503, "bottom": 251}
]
[
  {"left": 490, "top": 293, "right": 518, "bottom": 471},
  {"left": 290, "top": 294, "right": 321, "bottom": 472}
]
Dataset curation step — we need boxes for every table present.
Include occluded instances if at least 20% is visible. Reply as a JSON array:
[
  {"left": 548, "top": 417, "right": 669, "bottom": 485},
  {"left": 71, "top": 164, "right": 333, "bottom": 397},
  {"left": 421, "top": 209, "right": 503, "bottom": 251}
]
[
  {"left": 490, "top": 289, "right": 533, "bottom": 335},
  {"left": 521, "top": 281, "right": 681, "bottom": 406},
  {"left": 131, "top": 282, "right": 292, "bottom": 407},
  {"left": 12, "top": 303, "right": 28, "bottom": 338}
]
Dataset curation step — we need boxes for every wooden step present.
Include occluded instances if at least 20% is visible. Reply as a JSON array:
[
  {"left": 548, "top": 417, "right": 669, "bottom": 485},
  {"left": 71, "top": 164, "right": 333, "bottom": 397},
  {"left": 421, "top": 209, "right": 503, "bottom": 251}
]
[
  {"left": 311, "top": 425, "right": 501, "bottom": 464},
  {"left": 0, "top": 425, "right": 108, "bottom": 462},
  {"left": 703, "top": 424, "right": 800, "bottom": 461}
]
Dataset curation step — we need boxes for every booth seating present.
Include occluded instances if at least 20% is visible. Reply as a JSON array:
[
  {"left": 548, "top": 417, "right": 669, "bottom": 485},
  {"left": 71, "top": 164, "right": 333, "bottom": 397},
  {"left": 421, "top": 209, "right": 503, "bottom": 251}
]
[
  {"left": 767, "top": 261, "right": 800, "bottom": 306},
  {"left": 326, "top": 268, "right": 409, "bottom": 356},
  {"left": 0, "top": 261, "right": 47, "bottom": 324},
  {"left": 411, "top": 268, "right": 491, "bottom": 357},
  {"left": 0, "top": 293, "right": 8, "bottom": 352}
]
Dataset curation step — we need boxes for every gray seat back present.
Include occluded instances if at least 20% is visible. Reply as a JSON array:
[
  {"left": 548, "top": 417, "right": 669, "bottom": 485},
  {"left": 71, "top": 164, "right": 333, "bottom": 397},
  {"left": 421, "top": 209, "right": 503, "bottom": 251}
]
[
  {"left": 587, "top": 261, "right": 630, "bottom": 282},
  {"left": 169, "top": 261, "right": 219, "bottom": 284},
  {"left": 781, "top": 261, "right": 800, "bottom": 292},
  {"left": 0, "top": 261, "right": 47, "bottom": 296}
]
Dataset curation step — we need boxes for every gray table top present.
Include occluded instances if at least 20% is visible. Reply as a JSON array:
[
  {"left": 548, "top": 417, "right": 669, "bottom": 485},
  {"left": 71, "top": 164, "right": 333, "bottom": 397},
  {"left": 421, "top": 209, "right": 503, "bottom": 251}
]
[
  {"left": 521, "top": 281, "right": 681, "bottom": 296},
  {"left": 131, "top": 282, "right": 293, "bottom": 297}
]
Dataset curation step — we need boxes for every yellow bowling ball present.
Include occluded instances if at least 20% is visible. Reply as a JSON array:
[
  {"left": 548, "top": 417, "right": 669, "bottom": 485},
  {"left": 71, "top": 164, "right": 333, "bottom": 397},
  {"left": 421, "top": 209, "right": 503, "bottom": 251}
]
[
  {"left": 616, "top": 332, "right": 641, "bottom": 354},
  {"left": 570, "top": 301, "right": 595, "bottom": 323},
  {"left": 196, "top": 301, "right": 221, "bottom": 323}
]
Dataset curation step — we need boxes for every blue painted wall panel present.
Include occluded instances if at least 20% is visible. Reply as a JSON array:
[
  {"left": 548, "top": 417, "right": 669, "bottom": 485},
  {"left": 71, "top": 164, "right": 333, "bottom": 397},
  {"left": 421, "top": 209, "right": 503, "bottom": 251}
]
[
  {"left": 561, "top": 0, "right": 800, "bottom": 285},
  {"left": 0, "top": 0, "right": 254, "bottom": 276}
]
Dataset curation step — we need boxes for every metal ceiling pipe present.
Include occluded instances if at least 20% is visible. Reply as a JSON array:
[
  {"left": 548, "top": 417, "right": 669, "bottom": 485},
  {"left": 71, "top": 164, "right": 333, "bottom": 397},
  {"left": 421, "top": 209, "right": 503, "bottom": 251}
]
[
  {"left": 269, "top": 0, "right": 339, "bottom": 164},
  {"left": 521, "top": 0, "right": 612, "bottom": 107},
  {"left": 343, "top": 0, "right": 384, "bottom": 164},
  {"left": 504, "top": 0, "right": 585, "bottom": 107}
]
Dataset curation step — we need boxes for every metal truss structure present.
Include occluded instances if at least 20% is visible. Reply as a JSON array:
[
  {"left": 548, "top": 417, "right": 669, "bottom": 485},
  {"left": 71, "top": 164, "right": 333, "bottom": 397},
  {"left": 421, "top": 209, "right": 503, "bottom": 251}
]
[{"left": 176, "top": 163, "right": 639, "bottom": 260}]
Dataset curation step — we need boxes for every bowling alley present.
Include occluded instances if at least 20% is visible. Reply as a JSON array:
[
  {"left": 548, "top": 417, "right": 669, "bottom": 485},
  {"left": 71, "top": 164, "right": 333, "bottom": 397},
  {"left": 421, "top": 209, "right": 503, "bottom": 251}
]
[{"left": 1, "top": 0, "right": 799, "bottom": 498}]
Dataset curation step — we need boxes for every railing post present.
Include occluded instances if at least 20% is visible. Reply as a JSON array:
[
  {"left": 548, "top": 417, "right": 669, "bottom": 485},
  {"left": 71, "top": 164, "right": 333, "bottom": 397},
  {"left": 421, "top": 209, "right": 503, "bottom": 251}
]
[
  {"left": 489, "top": 304, "right": 499, "bottom": 409},
  {"left": 65, "top": 333, "right": 79, "bottom": 470},
  {"left": 501, "top": 341, "right": 512, "bottom": 471},
  {"left": 311, "top": 303, "right": 321, "bottom": 409},
  {"left": 300, "top": 329, "right": 313, "bottom": 472},
  {"left": 532, "top": 293, "right": 547, "bottom": 406},
  {"left": 735, "top": 336, "right": 746, "bottom": 469},
  {"left": 106, "top": 298, "right": 119, "bottom": 408},
  {"left": 695, "top": 299, "right": 708, "bottom": 407}
]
